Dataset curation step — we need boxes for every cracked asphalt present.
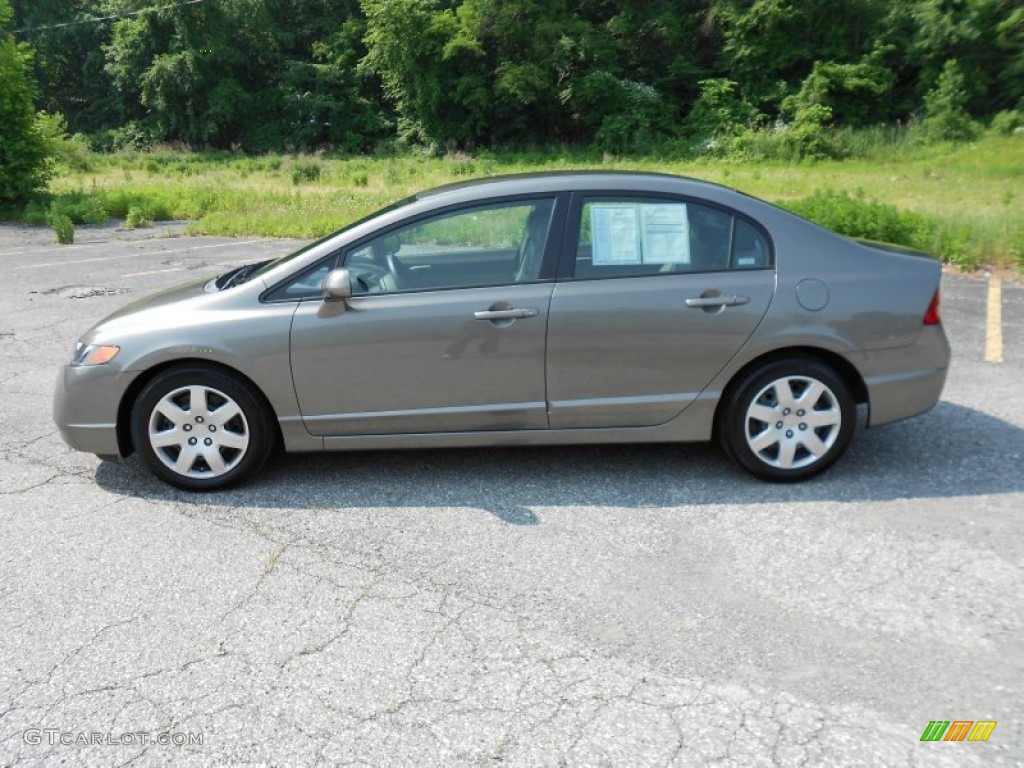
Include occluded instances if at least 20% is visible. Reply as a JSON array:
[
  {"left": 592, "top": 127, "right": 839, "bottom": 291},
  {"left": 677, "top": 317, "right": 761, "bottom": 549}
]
[{"left": 1, "top": 222, "right": 1022, "bottom": 766}]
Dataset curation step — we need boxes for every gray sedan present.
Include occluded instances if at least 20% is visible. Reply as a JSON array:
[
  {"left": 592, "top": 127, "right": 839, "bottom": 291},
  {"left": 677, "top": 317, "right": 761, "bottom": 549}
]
[{"left": 54, "top": 172, "right": 950, "bottom": 489}]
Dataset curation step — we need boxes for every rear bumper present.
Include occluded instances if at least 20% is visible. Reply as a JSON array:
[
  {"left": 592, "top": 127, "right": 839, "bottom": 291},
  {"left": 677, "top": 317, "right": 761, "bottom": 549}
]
[
  {"left": 53, "top": 365, "right": 138, "bottom": 455},
  {"left": 859, "top": 325, "right": 951, "bottom": 427}
]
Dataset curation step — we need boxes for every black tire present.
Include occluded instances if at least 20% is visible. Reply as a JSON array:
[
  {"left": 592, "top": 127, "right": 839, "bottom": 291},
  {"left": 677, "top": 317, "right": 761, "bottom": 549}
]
[
  {"left": 718, "top": 357, "right": 855, "bottom": 482},
  {"left": 130, "top": 365, "right": 275, "bottom": 490}
]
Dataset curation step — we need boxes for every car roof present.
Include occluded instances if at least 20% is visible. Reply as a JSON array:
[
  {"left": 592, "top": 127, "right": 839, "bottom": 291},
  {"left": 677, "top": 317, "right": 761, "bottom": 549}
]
[{"left": 416, "top": 171, "right": 738, "bottom": 201}]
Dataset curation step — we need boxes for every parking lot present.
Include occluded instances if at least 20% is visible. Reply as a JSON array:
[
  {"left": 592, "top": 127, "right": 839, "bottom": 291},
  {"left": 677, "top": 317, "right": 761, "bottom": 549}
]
[{"left": 1, "top": 222, "right": 1022, "bottom": 766}]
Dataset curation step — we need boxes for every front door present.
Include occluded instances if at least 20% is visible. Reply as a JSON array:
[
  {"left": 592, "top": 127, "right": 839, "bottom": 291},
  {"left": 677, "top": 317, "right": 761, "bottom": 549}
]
[{"left": 290, "top": 197, "right": 560, "bottom": 436}]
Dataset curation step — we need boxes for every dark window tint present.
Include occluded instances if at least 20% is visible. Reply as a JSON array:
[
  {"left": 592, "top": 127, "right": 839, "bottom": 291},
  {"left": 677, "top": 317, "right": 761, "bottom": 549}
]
[
  {"left": 731, "top": 218, "right": 770, "bottom": 269},
  {"left": 571, "top": 198, "right": 770, "bottom": 279}
]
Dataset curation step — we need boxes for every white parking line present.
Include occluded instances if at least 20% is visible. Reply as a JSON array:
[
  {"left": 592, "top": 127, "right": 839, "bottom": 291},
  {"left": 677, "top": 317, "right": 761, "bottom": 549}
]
[
  {"left": 13, "top": 239, "right": 268, "bottom": 270},
  {"left": 121, "top": 267, "right": 186, "bottom": 278},
  {"left": 985, "top": 277, "right": 1003, "bottom": 364},
  {"left": 0, "top": 243, "right": 100, "bottom": 258}
]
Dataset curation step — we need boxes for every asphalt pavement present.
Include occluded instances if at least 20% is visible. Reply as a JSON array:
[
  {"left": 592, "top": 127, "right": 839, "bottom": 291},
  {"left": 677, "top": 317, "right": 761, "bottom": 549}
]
[{"left": 1, "top": 222, "right": 1021, "bottom": 766}]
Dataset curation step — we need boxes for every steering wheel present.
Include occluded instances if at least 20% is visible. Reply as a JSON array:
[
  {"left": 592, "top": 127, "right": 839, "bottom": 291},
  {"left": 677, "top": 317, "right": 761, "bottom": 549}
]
[
  {"left": 386, "top": 251, "right": 410, "bottom": 290},
  {"left": 350, "top": 262, "right": 390, "bottom": 294}
]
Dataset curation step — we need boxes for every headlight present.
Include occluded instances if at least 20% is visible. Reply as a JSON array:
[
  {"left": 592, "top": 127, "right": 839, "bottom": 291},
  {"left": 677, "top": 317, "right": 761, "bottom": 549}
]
[{"left": 71, "top": 343, "right": 120, "bottom": 366}]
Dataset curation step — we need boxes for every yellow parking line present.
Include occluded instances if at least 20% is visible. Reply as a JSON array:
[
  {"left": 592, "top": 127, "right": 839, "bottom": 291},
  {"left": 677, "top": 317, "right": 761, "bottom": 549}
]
[{"left": 985, "top": 277, "right": 1003, "bottom": 364}]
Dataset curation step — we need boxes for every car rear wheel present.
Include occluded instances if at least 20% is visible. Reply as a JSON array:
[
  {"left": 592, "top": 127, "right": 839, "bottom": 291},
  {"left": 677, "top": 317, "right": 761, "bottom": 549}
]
[
  {"left": 719, "top": 358, "right": 855, "bottom": 481},
  {"left": 130, "top": 366, "right": 274, "bottom": 490}
]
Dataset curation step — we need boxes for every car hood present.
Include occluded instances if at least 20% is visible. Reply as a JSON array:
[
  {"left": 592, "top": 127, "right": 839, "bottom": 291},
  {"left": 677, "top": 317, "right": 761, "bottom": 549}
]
[
  {"left": 80, "top": 276, "right": 255, "bottom": 344},
  {"left": 103, "top": 277, "right": 212, "bottom": 323}
]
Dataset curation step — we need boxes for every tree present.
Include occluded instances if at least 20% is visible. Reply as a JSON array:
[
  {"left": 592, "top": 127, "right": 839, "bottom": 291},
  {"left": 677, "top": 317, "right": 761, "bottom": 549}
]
[
  {"left": 783, "top": 56, "right": 894, "bottom": 126},
  {"left": 361, "top": 0, "right": 481, "bottom": 147},
  {"left": 710, "top": 0, "right": 891, "bottom": 111},
  {"left": 11, "top": 0, "right": 122, "bottom": 133},
  {"left": 105, "top": 0, "right": 282, "bottom": 148},
  {"left": 281, "top": 16, "right": 386, "bottom": 151},
  {"left": 920, "top": 58, "right": 979, "bottom": 140},
  {"left": 0, "top": 0, "right": 50, "bottom": 206}
]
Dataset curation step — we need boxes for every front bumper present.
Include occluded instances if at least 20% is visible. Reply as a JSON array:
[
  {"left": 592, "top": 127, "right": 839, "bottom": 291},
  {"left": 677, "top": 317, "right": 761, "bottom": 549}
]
[{"left": 53, "top": 365, "right": 139, "bottom": 456}]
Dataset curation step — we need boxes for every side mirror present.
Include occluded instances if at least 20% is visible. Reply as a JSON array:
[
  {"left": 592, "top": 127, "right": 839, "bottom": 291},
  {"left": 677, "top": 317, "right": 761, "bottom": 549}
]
[{"left": 322, "top": 268, "right": 353, "bottom": 302}]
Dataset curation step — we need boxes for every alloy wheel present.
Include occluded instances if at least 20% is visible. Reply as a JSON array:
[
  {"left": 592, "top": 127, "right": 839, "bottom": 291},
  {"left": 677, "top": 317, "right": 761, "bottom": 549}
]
[
  {"left": 147, "top": 385, "right": 250, "bottom": 478},
  {"left": 743, "top": 375, "right": 842, "bottom": 470}
]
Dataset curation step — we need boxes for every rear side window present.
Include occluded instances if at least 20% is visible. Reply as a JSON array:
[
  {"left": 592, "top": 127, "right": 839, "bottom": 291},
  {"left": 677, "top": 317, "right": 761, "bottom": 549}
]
[
  {"left": 731, "top": 218, "right": 770, "bottom": 269},
  {"left": 571, "top": 198, "right": 771, "bottom": 279}
]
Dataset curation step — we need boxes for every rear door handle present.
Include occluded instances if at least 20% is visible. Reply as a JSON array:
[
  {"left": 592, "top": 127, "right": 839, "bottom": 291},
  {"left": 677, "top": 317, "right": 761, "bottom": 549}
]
[
  {"left": 685, "top": 295, "right": 750, "bottom": 308},
  {"left": 474, "top": 308, "right": 539, "bottom": 320}
]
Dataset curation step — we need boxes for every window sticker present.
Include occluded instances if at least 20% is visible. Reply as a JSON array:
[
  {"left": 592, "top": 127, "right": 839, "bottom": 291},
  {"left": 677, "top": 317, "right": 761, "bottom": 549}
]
[
  {"left": 591, "top": 205, "right": 641, "bottom": 265},
  {"left": 641, "top": 204, "right": 690, "bottom": 264},
  {"left": 589, "top": 203, "right": 690, "bottom": 266}
]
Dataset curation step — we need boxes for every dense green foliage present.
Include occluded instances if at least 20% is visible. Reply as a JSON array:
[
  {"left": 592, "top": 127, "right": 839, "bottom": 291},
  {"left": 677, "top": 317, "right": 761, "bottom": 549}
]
[
  {"left": 0, "top": 0, "right": 52, "bottom": 204},
  {"left": 8, "top": 0, "right": 1024, "bottom": 153}
]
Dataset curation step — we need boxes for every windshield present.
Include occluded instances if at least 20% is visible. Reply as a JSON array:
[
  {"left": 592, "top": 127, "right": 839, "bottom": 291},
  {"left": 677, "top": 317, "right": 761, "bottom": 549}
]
[{"left": 238, "top": 195, "right": 416, "bottom": 284}]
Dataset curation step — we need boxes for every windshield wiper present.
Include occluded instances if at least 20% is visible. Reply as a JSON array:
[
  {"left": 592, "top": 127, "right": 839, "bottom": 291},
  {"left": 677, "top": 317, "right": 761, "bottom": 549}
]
[
  {"left": 217, "top": 260, "right": 271, "bottom": 290},
  {"left": 215, "top": 264, "right": 248, "bottom": 289}
]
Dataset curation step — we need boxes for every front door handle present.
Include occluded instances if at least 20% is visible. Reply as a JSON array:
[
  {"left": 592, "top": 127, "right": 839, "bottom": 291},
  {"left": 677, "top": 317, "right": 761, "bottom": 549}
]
[
  {"left": 474, "top": 308, "right": 539, "bottom": 320},
  {"left": 685, "top": 294, "right": 750, "bottom": 308}
]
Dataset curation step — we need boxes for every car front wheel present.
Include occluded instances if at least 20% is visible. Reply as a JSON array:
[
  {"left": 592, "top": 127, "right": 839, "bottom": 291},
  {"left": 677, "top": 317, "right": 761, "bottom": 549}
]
[
  {"left": 130, "top": 365, "right": 275, "bottom": 490},
  {"left": 719, "top": 358, "right": 855, "bottom": 482}
]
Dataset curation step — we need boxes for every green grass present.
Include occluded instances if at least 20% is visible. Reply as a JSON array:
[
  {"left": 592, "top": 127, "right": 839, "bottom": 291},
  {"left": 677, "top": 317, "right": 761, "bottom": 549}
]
[{"left": 20, "top": 134, "right": 1024, "bottom": 271}]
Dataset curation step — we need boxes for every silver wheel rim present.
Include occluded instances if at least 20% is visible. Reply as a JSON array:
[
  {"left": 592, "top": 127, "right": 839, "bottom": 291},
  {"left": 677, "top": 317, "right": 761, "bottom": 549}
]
[
  {"left": 148, "top": 385, "right": 249, "bottom": 479},
  {"left": 744, "top": 375, "right": 842, "bottom": 470}
]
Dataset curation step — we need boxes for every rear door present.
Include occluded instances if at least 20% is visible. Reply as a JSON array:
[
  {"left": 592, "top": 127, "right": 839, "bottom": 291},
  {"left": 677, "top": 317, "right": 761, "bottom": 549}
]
[{"left": 545, "top": 194, "right": 775, "bottom": 429}]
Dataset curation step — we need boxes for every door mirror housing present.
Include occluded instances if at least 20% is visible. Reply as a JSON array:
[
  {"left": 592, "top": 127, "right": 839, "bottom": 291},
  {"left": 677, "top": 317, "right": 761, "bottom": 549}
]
[{"left": 323, "top": 268, "right": 353, "bottom": 302}]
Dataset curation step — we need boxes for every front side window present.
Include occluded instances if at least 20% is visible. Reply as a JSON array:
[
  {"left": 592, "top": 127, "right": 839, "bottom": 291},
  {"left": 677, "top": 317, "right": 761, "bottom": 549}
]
[
  {"left": 344, "top": 199, "right": 555, "bottom": 295},
  {"left": 572, "top": 198, "right": 770, "bottom": 279}
]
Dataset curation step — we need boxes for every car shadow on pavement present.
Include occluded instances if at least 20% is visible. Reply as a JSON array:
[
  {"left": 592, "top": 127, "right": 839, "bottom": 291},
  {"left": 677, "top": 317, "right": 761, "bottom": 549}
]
[{"left": 94, "top": 401, "right": 1023, "bottom": 525}]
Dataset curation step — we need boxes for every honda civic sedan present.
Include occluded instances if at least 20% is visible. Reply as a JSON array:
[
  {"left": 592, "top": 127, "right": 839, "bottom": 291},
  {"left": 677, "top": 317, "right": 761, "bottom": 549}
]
[{"left": 54, "top": 172, "right": 950, "bottom": 489}]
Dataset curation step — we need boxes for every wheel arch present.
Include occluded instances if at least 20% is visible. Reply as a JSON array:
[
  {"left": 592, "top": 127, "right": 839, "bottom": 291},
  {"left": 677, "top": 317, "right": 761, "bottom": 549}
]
[
  {"left": 116, "top": 358, "right": 283, "bottom": 457},
  {"left": 713, "top": 345, "right": 868, "bottom": 438}
]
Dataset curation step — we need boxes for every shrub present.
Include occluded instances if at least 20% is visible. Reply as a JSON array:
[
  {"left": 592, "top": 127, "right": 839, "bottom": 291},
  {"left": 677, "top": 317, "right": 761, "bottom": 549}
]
[
  {"left": 595, "top": 80, "right": 677, "bottom": 154},
  {"left": 782, "top": 58, "right": 892, "bottom": 128},
  {"left": 566, "top": 71, "right": 678, "bottom": 154},
  {"left": 990, "top": 110, "right": 1024, "bottom": 135},
  {"left": 125, "top": 206, "right": 152, "bottom": 228},
  {"left": 781, "top": 104, "right": 846, "bottom": 160},
  {"left": 783, "top": 190, "right": 990, "bottom": 271},
  {"left": 35, "top": 112, "right": 93, "bottom": 173},
  {"left": 75, "top": 195, "right": 106, "bottom": 224},
  {"left": 730, "top": 112, "right": 851, "bottom": 162},
  {"left": 112, "top": 121, "right": 153, "bottom": 151},
  {"left": 918, "top": 60, "right": 980, "bottom": 142},
  {"left": 100, "top": 189, "right": 175, "bottom": 221},
  {"left": 49, "top": 212, "right": 74, "bottom": 244},
  {"left": 784, "top": 191, "right": 929, "bottom": 247},
  {"left": 685, "top": 79, "right": 756, "bottom": 142},
  {"left": 291, "top": 158, "right": 321, "bottom": 184},
  {"left": 32, "top": 191, "right": 109, "bottom": 225}
]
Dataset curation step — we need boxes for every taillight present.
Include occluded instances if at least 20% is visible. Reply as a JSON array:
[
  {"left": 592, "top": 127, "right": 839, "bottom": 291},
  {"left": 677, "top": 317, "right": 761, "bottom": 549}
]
[{"left": 923, "top": 289, "right": 941, "bottom": 325}]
